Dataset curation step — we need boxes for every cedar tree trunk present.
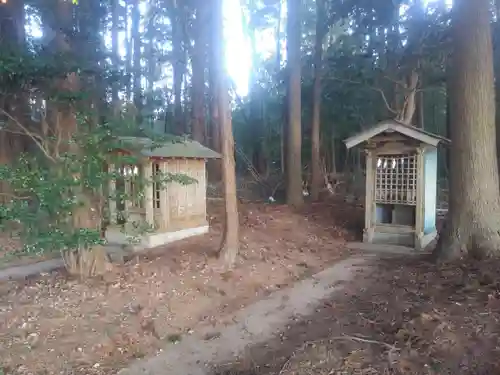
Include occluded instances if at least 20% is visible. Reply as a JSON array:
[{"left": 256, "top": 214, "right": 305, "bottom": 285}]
[
  {"left": 214, "top": 0, "right": 239, "bottom": 266},
  {"left": 285, "top": 0, "right": 303, "bottom": 208},
  {"left": 434, "top": 0, "right": 500, "bottom": 260}
]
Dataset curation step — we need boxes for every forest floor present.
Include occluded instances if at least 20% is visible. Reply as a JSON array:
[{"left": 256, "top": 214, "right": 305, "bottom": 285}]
[
  {"left": 214, "top": 255, "right": 500, "bottom": 375},
  {"left": 0, "top": 235, "right": 59, "bottom": 270},
  {"left": 0, "top": 199, "right": 360, "bottom": 375}
]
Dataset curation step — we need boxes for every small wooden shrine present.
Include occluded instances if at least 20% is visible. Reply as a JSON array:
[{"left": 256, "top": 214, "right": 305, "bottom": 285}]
[
  {"left": 344, "top": 120, "right": 449, "bottom": 250},
  {"left": 106, "top": 137, "right": 220, "bottom": 250}
]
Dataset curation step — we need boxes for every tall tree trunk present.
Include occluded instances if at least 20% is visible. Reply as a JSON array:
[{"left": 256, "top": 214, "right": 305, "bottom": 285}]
[
  {"left": 276, "top": 0, "right": 282, "bottom": 70},
  {"left": 210, "top": 88, "right": 220, "bottom": 154},
  {"left": 207, "top": 8, "right": 222, "bottom": 180},
  {"left": 243, "top": 0, "right": 267, "bottom": 175},
  {"left": 214, "top": 0, "right": 239, "bottom": 267},
  {"left": 281, "top": 84, "right": 288, "bottom": 176},
  {"left": 52, "top": 0, "right": 108, "bottom": 275},
  {"left": 434, "top": 0, "right": 500, "bottom": 260},
  {"left": 145, "top": 2, "right": 156, "bottom": 124},
  {"left": 495, "top": 8, "right": 500, "bottom": 170},
  {"left": 310, "top": 0, "right": 325, "bottom": 201},
  {"left": 0, "top": 0, "right": 24, "bottom": 44},
  {"left": 415, "top": 88, "right": 424, "bottom": 128},
  {"left": 191, "top": 0, "right": 205, "bottom": 143},
  {"left": 75, "top": 0, "right": 102, "bottom": 125},
  {"left": 0, "top": 0, "right": 25, "bottom": 203},
  {"left": 331, "top": 136, "right": 336, "bottom": 174},
  {"left": 286, "top": 0, "right": 304, "bottom": 208},
  {"left": 397, "top": 70, "right": 419, "bottom": 124},
  {"left": 111, "top": 0, "right": 120, "bottom": 113},
  {"left": 171, "top": 2, "right": 185, "bottom": 134},
  {"left": 131, "top": 0, "right": 142, "bottom": 120},
  {"left": 124, "top": 1, "right": 132, "bottom": 101},
  {"left": 386, "top": 3, "right": 400, "bottom": 115},
  {"left": 278, "top": 0, "right": 285, "bottom": 175},
  {"left": 445, "top": 67, "right": 451, "bottom": 172}
]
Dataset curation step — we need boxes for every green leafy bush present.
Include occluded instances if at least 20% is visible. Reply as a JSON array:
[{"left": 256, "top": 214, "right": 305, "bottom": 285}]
[{"left": 0, "top": 115, "right": 195, "bottom": 265}]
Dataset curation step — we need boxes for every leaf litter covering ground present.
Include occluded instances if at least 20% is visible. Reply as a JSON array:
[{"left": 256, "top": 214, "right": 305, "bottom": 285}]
[
  {"left": 214, "top": 256, "right": 500, "bottom": 375},
  {"left": 0, "top": 235, "right": 57, "bottom": 270},
  {"left": 0, "top": 200, "right": 359, "bottom": 375}
]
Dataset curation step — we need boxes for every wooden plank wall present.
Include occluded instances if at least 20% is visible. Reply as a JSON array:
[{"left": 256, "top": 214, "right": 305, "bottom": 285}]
[{"left": 161, "top": 158, "right": 207, "bottom": 231}]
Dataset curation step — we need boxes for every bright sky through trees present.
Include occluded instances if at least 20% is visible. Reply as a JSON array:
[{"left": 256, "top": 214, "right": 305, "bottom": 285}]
[
  {"left": 25, "top": 0, "right": 453, "bottom": 98},
  {"left": 229, "top": 0, "right": 452, "bottom": 96},
  {"left": 224, "top": 0, "right": 252, "bottom": 96},
  {"left": 25, "top": 0, "right": 254, "bottom": 96}
]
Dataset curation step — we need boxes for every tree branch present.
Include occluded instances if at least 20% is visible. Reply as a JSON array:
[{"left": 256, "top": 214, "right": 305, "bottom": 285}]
[
  {"left": 331, "top": 334, "right": 400, "bottom": 351},
  {"left": 0, "top": 127, "right": 35, "bottom": 138},
  {"left": 0, "top": 108, "right": 56, "bottom": 162},
  {"left": 329, "top": 76, "right": 399, "bottom": 115},
  {"left": 416, "top": 86, "right": 443, "bottom": 93},
  {"left": 383, "top": 74, "right": 407, "bottom": 88}
]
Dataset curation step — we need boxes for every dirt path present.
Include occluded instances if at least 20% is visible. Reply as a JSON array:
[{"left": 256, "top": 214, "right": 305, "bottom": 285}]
[
  {"left": 213, "top": 255, "right": 500, "bottom": 375},
  {"left": 119, "top": 255, "right": 374, "bottom": 375},
  {"left": 1, "top": 202, "right": 359, "bottom": 375},
  {"left": 0, "top": 258, "right": 64, "bottom": 281}
]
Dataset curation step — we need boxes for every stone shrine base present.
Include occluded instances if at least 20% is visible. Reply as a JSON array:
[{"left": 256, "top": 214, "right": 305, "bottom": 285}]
[{"left": 105, "top": 224, "right": 209, "bottom": 252}]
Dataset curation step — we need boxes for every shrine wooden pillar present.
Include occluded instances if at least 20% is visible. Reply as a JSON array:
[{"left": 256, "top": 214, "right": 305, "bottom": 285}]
[
  {"left": 108, "top": 163, "right": 117, "bottom": 224},
  {"left": 143, "top": 160, "right": 155, "bottom": 228},
  {"left": 160, "top": 161, "right": 170, "bottom": 231}
]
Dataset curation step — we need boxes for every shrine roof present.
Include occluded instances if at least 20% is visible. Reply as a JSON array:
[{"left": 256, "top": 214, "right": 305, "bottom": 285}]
[
  {"left": 343, "top": 120, "right": 450, "bottom": 149},
  {"left": 117, "top": 136, "right": 221, "bottom": 159}
]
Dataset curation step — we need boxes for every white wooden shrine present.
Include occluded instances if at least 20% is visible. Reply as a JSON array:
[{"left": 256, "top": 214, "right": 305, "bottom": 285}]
[
  {"left": 105, "top": 137, "right": 220, "bottom": 250},
  {"left": 344, "top": 120, "right": 449, "bottom": 250}
]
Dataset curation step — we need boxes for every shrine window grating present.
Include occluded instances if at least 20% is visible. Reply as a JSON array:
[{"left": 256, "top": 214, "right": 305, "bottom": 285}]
[
  {"left": 375, "top": 154, "right": 417, "bottom": 205},
  {"left": 152, "top": 162, "right": 161, "bottom": 209},
  {"left": 119, "top": 164, "right": 143, "bottom": 209}
]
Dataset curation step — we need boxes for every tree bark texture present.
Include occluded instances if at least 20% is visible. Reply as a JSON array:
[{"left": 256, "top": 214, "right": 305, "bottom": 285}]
[
  {"left": 207, "top": 7, "right": 222, "bottom": 181},
  {"left": 445, "top": 64, "right": 452, "bottom": 172},
  {"left": 146, "top": 4, "right": 156, "bottom": 112},
  {"left": 124, "top": 2, "right": 132, "bottom": 101},
  {"left": 0, "top": 0, "right": 25, "bottom": 203},
  {"left": 111, "top": 0, "right": 120, "bottom": 106},
  {"left": 131, "top": 0, "right": 142, "bottom": 120},
  {"left": 191, "top": 0, "right": 206, "bottom": 144},
  {"left": 310, "top": 0, "right": 324, "bottom": 201},
  {"left": 434, "top": 0, "right": 500, "bottom": 260},
  {"left": 285, "top": 0, "right": 304, "bottom": 208},
  {"left": 414, "top": 87, "right": 424, "bottom": 129},
  {"left": 214, "top": 0, "right": 239, "bottom": 267},
  {"left": 281, "top": 73, "right": 288, "bottom": 176},
  {"left": 45, "top": 0, "right": 108, "bottom": 276},
  {"left": 171, "top": 2, "right": 185, "bottom": 135}
]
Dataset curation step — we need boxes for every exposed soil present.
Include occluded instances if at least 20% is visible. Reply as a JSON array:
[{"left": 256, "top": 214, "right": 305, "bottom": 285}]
[
  {"left": 121, "top": 255, "right": 371, "bottom": 375},
  {"left": 0, "top": 200, "right": 359, "bottom": 375},
  {"left": 214, "top": 255, "right": 500, "bottom": 375}
]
